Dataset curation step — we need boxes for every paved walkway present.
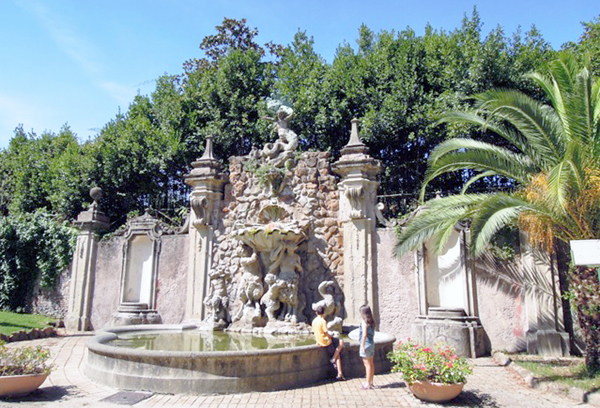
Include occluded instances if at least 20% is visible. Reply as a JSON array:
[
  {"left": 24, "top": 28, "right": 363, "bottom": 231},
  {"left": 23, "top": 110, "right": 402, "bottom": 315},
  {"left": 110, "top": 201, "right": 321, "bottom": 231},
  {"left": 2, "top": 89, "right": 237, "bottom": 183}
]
[{"left": 0, "top": 333, "right": 583, "bottom": 408}]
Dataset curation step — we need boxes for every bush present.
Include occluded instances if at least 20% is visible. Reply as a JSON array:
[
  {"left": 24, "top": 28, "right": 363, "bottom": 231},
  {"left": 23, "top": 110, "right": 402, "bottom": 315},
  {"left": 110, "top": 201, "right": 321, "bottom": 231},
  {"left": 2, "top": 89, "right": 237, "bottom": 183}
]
[
  {"left": 0, "top": 212, "right": 76, "bottom": 312},
  {"left": 0, "top": 343, "right": 52, "bottom": 376}
]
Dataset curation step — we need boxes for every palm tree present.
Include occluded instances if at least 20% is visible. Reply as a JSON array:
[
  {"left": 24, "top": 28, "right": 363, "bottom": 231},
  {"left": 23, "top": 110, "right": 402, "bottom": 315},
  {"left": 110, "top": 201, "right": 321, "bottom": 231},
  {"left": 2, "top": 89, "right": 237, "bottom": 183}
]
[{"left": 396, "top": 53, "right": 600, "bottom": 372}]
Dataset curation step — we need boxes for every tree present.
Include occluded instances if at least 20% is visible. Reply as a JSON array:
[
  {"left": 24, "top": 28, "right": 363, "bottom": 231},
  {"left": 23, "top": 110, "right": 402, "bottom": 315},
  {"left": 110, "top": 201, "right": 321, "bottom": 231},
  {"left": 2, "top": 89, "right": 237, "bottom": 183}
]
[
  {"left": 90, "top": 93, "right": 187, "bottom": 221},
  {"left": 275, "top": 9, "right": 554, "bottom": 206},
  {"left": 395, "top": 53, "right": 600, "bottom": 372},
  {"left": 0, "top": 125, "right": 93, "bottom": 219},
  {"left": 577, "top": 15, "right": 600, "bottom": 76}
]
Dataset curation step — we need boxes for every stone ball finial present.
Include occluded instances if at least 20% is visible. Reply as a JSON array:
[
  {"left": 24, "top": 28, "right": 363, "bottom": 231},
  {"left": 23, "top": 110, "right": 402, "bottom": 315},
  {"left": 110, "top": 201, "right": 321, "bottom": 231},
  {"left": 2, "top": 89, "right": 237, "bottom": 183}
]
[{"left": 90, "top": 187, "right": 103, "bottom": 203}]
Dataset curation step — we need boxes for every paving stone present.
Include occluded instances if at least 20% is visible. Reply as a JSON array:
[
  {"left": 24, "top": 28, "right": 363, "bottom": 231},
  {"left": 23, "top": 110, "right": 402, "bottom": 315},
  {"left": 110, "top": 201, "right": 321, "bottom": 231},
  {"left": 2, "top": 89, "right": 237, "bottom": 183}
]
[{"left": 0, "top": 335, "right": 587, "bottom": 408}]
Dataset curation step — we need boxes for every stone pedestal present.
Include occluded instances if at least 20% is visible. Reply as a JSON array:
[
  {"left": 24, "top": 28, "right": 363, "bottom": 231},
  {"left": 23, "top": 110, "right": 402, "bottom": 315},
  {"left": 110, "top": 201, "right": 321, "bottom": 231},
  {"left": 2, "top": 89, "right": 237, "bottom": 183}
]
[
  {"left": 184, "top": 136, "right": 227, "bottom": 321},
  {"left": 112, "top": 302, "right": 161, "bottom": 326},
  {"left": 66, "top": 188, "right": 110, "bottom": 331},
  {"left": 332, "top": 119, "right": 382, "bottom": 325},
  {"left": 412, "top": 307, "right": 487, "bottom": 358}
]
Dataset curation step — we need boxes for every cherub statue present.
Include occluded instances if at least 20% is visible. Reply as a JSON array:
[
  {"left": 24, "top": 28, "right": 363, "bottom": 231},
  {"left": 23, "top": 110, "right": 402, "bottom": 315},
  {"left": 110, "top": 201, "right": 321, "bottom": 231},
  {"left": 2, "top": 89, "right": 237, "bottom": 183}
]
[{"left": 260, "top": 273, "right": 286, "bottom": 321}]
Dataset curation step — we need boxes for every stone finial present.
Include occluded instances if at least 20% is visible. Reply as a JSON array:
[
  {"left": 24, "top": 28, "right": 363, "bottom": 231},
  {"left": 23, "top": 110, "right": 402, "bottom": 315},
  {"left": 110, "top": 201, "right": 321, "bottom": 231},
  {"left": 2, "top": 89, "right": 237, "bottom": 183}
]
[
  {"left": 185, "top": 135, "right": 225, "bottom": 182},
  {"left": 74, "top": 186, "right": 110, "bottom": 231},
  {"left": 90, "top": 186, "right": 103, "bottom": 203},
  {"left": 347, "top": 118, "right": 364, "bottom": 147},
  {"left": 340, "top": 118, "right": 369, "bottom": 156},
  {"left": 332, "top": 118, "right": 381, "bottom": 180},
  {"left": 200, "top": 135, "right": 216, "bottom": 161}
]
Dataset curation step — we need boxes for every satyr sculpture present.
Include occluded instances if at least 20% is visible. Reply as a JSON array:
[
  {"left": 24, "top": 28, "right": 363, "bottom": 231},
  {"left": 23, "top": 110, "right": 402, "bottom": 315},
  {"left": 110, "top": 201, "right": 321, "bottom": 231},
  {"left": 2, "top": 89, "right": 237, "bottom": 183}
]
[
  {"left": 261, "top": 105, "right": 298, "bottom": 167},
  {"left": 233, "top": 245, "right": 264, "bottom": 324},
  {"left": 204, "top": 266, "right": 231, "bottom": 329}
]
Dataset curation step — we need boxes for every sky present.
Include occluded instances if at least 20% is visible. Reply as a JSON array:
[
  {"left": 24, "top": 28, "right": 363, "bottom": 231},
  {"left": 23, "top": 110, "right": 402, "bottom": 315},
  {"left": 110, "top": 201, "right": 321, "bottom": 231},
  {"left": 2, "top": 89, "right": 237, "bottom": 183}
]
[{"left": 0, "top": 0, "right": 598, "bottom": 150}]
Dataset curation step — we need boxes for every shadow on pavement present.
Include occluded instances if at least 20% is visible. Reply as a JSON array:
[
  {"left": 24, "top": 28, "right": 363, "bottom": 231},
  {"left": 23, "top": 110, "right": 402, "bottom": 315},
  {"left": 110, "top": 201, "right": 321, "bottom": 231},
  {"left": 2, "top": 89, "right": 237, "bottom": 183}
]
[
  {"left": 0, "top": 385, "right": 74, "bottom": 403},
  {"left": 378, "top": 381, "right": 406, "bottom": 389},
  {"left": 450, "top": 391, "right": 500, "bottom": 407}
]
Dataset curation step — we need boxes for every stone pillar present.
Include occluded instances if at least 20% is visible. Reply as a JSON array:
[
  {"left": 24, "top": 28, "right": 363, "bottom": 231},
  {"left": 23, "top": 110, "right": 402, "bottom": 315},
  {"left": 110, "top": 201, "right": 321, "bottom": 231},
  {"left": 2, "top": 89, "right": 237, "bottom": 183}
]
[
  {"left": 66, "top": 187, "right": 109, "bottom": 331},
  {"left": 184, "top": 136, "right": 227, "bottom": 321},
  {"left": 520, "top": 232, "right": 569, "bottom": 356},
  {"left": 332, "top": 119, "right": 382, "bottom": 325}
]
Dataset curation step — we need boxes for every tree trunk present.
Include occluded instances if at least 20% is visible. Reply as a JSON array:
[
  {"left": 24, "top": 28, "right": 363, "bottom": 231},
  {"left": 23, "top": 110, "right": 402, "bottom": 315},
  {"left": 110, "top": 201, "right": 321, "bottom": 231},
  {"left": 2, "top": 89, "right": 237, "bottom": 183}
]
[{"left": 570, "top": 266, "right": 600, "bottom": 374}]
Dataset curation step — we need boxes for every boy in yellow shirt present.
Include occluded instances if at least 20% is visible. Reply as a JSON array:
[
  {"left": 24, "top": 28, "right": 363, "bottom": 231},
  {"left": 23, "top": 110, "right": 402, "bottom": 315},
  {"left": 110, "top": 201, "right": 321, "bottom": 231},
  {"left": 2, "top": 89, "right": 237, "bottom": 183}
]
[{"left": 311, "top": 305, "right": 344, "bottom": 380}]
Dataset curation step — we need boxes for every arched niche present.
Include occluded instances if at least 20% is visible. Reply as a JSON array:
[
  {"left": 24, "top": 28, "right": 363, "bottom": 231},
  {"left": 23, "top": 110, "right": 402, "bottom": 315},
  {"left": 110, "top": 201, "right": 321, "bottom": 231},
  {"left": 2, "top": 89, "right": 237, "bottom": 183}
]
[{"left": 113, "top": 212, "right": 162, "bottom": 325}]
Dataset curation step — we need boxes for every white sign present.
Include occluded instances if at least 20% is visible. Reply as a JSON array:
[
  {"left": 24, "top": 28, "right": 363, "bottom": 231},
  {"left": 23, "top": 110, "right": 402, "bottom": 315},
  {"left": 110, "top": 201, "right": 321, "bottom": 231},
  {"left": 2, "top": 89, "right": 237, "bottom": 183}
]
[{"left": 570, "top": 240, "right": 600, "bottom": 266}]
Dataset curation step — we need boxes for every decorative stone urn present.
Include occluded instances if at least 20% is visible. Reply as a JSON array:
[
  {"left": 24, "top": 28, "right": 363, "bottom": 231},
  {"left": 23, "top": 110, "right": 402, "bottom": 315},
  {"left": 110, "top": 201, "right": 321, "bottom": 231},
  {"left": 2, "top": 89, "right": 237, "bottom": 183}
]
[
  {"left": 408, "top": 381, "right": 464, "bottom": 403},
  {"left": 0, "top": 373, "right": 49, "bottom": 397}
]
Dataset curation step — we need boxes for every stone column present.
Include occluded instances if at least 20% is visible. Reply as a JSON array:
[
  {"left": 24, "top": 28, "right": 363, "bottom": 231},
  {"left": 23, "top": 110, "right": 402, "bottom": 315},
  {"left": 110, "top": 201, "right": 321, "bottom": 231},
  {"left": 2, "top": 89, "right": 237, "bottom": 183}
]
[
  {"left": 332, "top": 119, "right": 382, "bottom": 325},
  {"left": 66, "top": 187, "right": 109, "bottom": 331},
  {"left": 184, "top": 136, "right": 227, "bottom": 321}
]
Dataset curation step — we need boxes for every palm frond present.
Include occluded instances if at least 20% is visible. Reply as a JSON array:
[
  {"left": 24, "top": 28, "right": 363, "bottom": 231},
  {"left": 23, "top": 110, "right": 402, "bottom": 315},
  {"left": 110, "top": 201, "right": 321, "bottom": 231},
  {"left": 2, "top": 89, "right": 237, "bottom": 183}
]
[
  {"left": 460, "top": 171, "right": 496, "bottom": 194},
  {"left": 469, "top": 193, "right": 525, "bottom": 256},
  {"left": 396, "top": 195, "right": 487, "bottom": 257},
  {"left": 473, "top": 89, "right": 566, "bottom": 163}
]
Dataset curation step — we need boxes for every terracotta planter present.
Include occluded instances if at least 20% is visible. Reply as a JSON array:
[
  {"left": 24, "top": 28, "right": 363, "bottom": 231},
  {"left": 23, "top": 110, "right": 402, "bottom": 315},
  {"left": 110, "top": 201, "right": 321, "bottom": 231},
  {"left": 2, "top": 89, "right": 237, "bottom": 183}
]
[
  {"left": 0, "top": 373, "right": 49, "bottom": 397},
  {"left": 408, "top": 381, "right": 464, "bottom": 402}
]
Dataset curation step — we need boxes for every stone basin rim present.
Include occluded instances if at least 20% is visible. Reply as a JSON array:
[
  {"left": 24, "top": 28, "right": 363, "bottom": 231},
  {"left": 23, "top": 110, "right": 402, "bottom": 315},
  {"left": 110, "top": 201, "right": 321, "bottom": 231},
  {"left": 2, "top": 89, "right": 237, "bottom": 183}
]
[{"left": 86, "top": 324, "right": 397, "bottom": 358}]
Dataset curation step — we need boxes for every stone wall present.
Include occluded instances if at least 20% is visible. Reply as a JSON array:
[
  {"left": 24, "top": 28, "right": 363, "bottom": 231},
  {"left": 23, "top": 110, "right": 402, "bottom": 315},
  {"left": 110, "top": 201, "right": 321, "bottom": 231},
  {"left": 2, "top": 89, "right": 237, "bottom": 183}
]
[
  {"left": 32, "top": 267, "right": 70, "bottom": 318},
  {"left": 80, "top": 233, "right": 188, "bottom": 330},
  {"left": 373, "top": 228, "right": 546, "bottom": 354},
  {"left": 375, "top": 228, "right": 419, "bottom": 337},
  {"left": 473, "top": 254, "right": 528, "bottom": 352}
]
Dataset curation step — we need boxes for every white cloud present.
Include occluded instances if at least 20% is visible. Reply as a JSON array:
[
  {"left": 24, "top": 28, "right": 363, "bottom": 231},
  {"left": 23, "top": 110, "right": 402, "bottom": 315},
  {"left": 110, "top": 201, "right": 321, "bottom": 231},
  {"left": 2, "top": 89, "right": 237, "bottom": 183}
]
[
  {"left": 16, "top": 0, "right": 134, "bottom": 106},
  {"left": 0, "top": 93, "right": 37, "bottom": 131},
  {"left": 0, "top": 92, "right": 53, "bottom": 147},
  {"left": 17, "top": 0, "right": 104, "bottom": 77},
  {"left": 100, "top": 81, "right": 137, "bottom": 108}
]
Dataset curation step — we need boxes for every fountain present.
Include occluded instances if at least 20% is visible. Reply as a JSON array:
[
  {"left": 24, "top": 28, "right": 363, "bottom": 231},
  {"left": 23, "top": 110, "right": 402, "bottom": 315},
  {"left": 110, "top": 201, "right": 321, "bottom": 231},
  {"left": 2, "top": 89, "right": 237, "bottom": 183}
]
[{"left": 84, "top": 104, "right": 395, "bottom": 394}]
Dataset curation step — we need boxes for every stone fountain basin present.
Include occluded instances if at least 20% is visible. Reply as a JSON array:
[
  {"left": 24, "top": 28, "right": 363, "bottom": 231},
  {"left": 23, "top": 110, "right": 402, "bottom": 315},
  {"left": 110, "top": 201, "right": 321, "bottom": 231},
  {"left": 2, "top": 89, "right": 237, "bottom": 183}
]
[{"left": 85, "top": 324, "right": 395, "bottom": 395}]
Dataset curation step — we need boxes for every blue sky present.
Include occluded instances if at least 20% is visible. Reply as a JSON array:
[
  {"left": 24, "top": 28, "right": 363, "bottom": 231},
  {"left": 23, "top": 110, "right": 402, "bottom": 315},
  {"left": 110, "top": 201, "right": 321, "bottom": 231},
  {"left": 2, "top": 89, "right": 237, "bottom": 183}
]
[{"left": 0, "top": 0, "right": 597, "bottom": 149}]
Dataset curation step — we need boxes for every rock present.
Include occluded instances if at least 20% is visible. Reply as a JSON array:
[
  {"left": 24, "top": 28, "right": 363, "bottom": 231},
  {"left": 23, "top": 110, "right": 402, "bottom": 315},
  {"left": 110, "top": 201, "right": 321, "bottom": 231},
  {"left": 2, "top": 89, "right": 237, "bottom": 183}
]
[
  {"left": 492, "top": 352, "right": 512, "bottom": 366},
  {"left": 42, "top": 327, "right": 55, "bottom": 336}
]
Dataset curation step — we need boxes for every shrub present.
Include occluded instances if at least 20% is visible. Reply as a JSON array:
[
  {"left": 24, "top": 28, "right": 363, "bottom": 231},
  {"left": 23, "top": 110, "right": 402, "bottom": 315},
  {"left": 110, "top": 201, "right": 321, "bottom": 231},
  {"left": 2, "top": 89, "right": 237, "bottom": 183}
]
[
  {"left": 388, "top": 340, "right": 473, "bottom": 384},
  {"left": 0, "top": 343, "right": 52, "bottom": 376}
]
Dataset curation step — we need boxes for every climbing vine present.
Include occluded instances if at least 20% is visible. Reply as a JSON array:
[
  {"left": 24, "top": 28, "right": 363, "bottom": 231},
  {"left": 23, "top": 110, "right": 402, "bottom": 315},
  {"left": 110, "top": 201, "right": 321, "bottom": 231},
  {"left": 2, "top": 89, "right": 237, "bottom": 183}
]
[{"left": 0, "top": 212, "right": 77, "bottom": 312}]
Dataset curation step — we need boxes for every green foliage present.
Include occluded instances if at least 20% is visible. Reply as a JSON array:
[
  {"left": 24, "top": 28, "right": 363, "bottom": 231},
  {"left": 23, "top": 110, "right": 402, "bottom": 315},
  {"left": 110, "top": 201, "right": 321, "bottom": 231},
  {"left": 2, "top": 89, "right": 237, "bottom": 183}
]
[
  {"left": 0, "top": 212, "right": 76, "bottom": 312},
  {"left": 0, "top": 343, "right": 52, "bottom": 376},
  {"left": 396, "top": 54, "right": 600, "bottom": 373},
  {"left": 513, "top": 357, "right": 600, "bottom": 390},
  {"left": 89, "top": 91, "right": 189, "bottom": 222},
  {"left": 575, "top": 15, "right": 600, "bottom": 76},
  {"left": 397, "top": 53, "right": 600, "bottom": 257},
  {"left": 243, "top": 158, "right": 285, "bottom": 187},
  {"left": 388, "top": 340, "right": 473, "bottom": 384},
  {"left": 489, "top": 226, "right": 520, "bottom": 261},
  {"left": 0, "top": 125, "right": 93, "bottom": 219},
  {"left": 275, "top": 9, "right": 555, "bottom": 199}
]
